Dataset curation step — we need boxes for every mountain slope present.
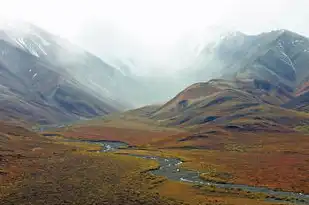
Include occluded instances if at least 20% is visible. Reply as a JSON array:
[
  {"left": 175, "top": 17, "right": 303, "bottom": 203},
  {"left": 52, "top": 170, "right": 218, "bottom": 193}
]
[
  {"left": 0, "top": 22, "right": 127, "bottom": 124},
  {"left": 1, "top": 22, "right": 135, "bottom": 104},
  {"left": 191, "top": 30, "right": 309, "bottom": 92},
  {"left": 282, "top": 88, "right": 309, "bottom": 113},
  {"left": 146, "top": 78, "right": 309, "bottom": 131}
]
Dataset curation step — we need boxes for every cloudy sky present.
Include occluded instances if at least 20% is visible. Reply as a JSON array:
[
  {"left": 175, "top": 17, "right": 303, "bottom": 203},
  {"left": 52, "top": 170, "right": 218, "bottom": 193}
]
[
  {"left": 1, "top": 0, "right": 308, "bottom": 74},
  {"left": 2, "top": 0, "right": 308, "bottom": 38}
]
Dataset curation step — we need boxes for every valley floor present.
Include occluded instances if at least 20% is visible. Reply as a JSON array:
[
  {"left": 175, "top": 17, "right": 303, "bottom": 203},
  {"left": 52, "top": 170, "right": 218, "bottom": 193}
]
[
  {"left": 2, "top": 117, "right": 309, "bottom": 205},
  {"left": 51, "top": 116, "right": 309, "bottom": 204},
  {"left": 0, "top": 123, "right": 182, "bottom": 205}
]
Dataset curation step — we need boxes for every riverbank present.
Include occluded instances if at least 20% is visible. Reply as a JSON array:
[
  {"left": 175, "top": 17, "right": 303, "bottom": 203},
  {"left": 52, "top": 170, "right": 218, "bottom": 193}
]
[
  {"left": 0, "top": 124, "right": 183, "bottom": 205},
  {"left": 47, "top": 135, "right": 309, "bottom": 205},
  {"left": 59, "top": 119, "right": 309, "bottom": 196}
]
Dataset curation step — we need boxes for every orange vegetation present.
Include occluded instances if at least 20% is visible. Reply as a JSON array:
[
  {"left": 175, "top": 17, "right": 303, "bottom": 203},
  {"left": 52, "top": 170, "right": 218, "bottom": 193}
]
[
  {"left": 50, "top": 110, "right": 309, "bottom": 203},
  {"left": 68, "top": 116, "right": 309, "bottom": 194},
  {"left": 116, "top": 130, "right": 309, "bottom": 194},
  {"left": 157, "top": 181, "right": 276, "bottom": 205},
  {"left": 62, "top": 125, "right": 185, "bottom": 146},
  {"left": 0, "top": 122, "right": 184, "bottom": 205},
  {"left": 1, "top": 121, "right": 288, "bottom": 205}
]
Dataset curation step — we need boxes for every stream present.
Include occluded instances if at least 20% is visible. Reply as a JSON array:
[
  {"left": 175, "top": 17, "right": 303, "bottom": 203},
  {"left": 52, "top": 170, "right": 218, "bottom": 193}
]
[{"left": 50, "top": 137, "right": 309, "bottom": 204}]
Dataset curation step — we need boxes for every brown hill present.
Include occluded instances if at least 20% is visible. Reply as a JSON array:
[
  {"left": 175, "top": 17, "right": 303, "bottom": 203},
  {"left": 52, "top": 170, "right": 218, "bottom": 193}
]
[{"left": 143, "top": 79, "right": 306, "bottom": 132}]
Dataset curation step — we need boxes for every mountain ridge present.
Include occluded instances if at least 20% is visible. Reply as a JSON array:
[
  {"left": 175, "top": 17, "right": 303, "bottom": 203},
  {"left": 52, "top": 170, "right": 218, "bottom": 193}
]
[
  {"left": 2, "top": 22, "right": 309, "bottom": 126},
  {"left": 0, "top": 21, "right": 128, "bottom": 124}
]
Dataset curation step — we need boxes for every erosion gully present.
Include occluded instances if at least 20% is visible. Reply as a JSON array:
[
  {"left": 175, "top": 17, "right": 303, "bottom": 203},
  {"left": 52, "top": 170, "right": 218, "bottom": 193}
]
[{"left": 44, "top": 135, "right": 309, "bottom": 204}]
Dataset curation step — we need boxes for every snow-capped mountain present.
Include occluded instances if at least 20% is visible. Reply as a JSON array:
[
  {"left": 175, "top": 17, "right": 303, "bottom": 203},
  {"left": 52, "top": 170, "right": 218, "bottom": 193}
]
[
  {"left": 0, "top": 20, "right": 141, "bottom": 124},
  {"left": 4, "top": 20, "right": 171, "bottom": 105},
  {"left": 2, "top": 19, "right": 309, "bottom": 124},
  {"left": 184, "top": 29, "right": 309, "bottom": 92},
  {"left": 0, "top": 20, "right": 199, "bottom": 124}
]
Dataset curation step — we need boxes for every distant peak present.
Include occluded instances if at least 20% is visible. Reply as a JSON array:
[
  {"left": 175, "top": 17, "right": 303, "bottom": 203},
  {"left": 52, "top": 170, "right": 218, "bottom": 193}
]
[
  {"left": 274, "top": 29, "right": 295, "bottom": 36},
  {"left": 272, "top": 29, "right": 307, "bottom": 39},
  {"left": 219, "top": 31, "right": 246, "bottom": 41},
  {"left": 227, "top": 31, "right": 246, "bottom": 36}
]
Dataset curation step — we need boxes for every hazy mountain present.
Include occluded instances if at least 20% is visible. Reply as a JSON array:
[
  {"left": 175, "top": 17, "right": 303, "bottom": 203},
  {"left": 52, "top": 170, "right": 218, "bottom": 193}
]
[
  {"left": 129, "top": 78, "right": 307, "bottom": 133},
  {"left": 189, "top": 29, "right": 309, "bottom": 91},
  {"left": 0, "top": 21, "right": 130, "bottom": 124},
  {"left": 2, "top": 20, "right": 309, "bottom": 126},
  {"left": 0, "top": 20, "right": 199, "bottom": 124},
  {"left": 127, "top": 30, "right": 309, "bottom": 130}
]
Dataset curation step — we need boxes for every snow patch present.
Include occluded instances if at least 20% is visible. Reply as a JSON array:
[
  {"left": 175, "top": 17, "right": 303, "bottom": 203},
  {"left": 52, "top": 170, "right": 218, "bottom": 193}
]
[
  {"left": 15, "top": 38, "right": 25, "bottom": 49},
  {"left": 14, "top": 37, "right": 48, "bottom": 57},
  {"left": 33, "top": 33, "right": 50, "bottom": 46},
  {"left": 28, "top": 47, "right": 39, "bottom": 57},
  {"left": 37, "top": 43, "right": 47, "bottom": 55},
  {"left": 276, "top": 41, "right": 296, "bottom": 72},
  {"left": 15, "top": 38, "right": 40, "bottom": 57}
]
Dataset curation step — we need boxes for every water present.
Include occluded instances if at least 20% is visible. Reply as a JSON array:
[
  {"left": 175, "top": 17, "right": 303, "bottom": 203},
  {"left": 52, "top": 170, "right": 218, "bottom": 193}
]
[
  {"left": 45, "top": 135, "right": 309, "bottom": 204},
  {"left": 129, "top": 154, "right": 309, "bottom": 204}
]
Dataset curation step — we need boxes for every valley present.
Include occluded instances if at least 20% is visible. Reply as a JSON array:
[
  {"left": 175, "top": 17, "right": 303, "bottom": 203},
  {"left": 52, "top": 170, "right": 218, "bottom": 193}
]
[
  {"left": 55, "top": 113, "right": 309, "bottom": 194},
  {"left": 42, "top": 135, "right": 309, "bottom": 204},
  {"left": 1, "top": 19, "right": 309, "bottom": 205},
  {"left": 2, "top": 118, "right": 308, "bottom": 205}
]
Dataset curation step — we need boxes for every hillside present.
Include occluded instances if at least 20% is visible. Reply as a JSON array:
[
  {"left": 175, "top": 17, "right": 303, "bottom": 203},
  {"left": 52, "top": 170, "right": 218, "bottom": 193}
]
[
  {"left": 190, "top": 30, "right": 309, "bottom": 92},
  {"left": 30, "top": 28, "right": 309, "bottom": 203},
  {"left": 0, "top": 121, "right": 188, "bottom": 205},
  {"left": 0, "top": 22, "right": 134, "bottom": 124},
  {"left": 0, "top": 39, "right": 120, "bottom": 124},
  {"left": 142, "top": 78, "right": 306, "bottom": 132},
  {"left": 58, "top": 74, "right": 309, "bottom": 197}
]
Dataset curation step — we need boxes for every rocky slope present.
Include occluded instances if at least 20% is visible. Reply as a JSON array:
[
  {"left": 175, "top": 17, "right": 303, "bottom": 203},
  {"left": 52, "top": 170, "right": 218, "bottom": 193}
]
[
  {"left": 190, "top": 30, "right": 309, "bottom": 91},
  {"left": 0, "top": 21, "right": 130, "bottom": 124}
]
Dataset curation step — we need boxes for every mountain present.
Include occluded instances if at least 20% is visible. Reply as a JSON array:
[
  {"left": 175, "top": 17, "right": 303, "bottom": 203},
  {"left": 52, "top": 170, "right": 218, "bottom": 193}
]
[
  {"left": 0, "top": 21, "right": 132, "bottom": 124},
  {"left": 1, "top": 21, "right": 141, "bottom": 103},
  {"left": 0, "top": 20, "right": 215, "bottom": 125},
  {"left": 282, "top": 78, "right": 309, "bottom": 113},
  {"left": 2, "top": 22, "right": 309, "bottom": 126},
  {"left": 146, "top": 78, "right": 308, "bottom": 131},
  {"left": 140, "top": 30, "right": 309, "bottom": 131},
  {"left": 190, "top": 30, "right": 309, "bottom": 92}
]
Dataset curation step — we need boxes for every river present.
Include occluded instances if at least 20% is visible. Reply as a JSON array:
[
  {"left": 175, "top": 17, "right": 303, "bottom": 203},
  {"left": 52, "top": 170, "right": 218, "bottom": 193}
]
[{"left": 47, "top": 136, "right": 309, "bottom": 204}]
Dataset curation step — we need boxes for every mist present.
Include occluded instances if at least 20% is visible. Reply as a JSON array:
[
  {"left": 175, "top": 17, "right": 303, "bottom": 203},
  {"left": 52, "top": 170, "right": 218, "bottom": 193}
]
[{"left": 1, "top": 0, "right": 309, "bottom": 76}]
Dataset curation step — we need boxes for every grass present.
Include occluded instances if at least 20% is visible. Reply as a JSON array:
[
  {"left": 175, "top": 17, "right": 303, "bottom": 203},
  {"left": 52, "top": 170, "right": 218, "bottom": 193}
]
[
  {"left": 156, "top": 180, "right": 278, "bottom": 205},
  {"left": 61, "top": 120, "right": 185, "bottom": 146},
  {"left": 57, "top": 114, "right": 309, "bottom": 195},
  {"left": 294, "top": 125, "right": 309, "bottom": 133},
  {"left": 200, "top": 171, "right": 233, "bottom": 184},
  {"left": 2, "top": 120, "right": 305, "bottom": 205},
  {"left": 115, "top": 130, "right": 309, "bottom": 194},
  {"left": 0, "top": 122, "right": 186, "bottom": 205}
]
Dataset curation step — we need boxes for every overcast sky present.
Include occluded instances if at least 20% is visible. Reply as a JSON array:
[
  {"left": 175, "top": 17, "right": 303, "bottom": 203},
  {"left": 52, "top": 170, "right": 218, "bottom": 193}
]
[
  {"left": 2, "top": 0, "right": 308, "bottom": 39},
  {"left": 1, "top": 0, "right": 308, "bottom": 74}
]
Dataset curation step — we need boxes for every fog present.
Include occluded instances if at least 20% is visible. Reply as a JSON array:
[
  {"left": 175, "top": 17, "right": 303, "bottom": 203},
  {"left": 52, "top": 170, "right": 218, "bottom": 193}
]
[{"left": 1, "top": 0, "right": 309, "bottom": 75}]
